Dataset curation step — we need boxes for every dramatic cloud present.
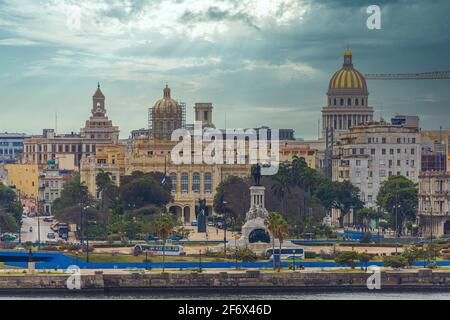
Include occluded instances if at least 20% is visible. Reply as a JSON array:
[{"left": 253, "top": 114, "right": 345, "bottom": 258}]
[{"left": 0, "top": 0, "right": 449, "bottom": 138}]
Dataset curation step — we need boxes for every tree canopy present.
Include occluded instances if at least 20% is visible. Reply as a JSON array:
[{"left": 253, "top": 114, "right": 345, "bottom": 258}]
[{"left": 377, "top": 175, "right": 418, "bottom": 235}]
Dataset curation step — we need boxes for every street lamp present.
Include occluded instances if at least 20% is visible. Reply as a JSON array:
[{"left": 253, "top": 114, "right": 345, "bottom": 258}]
[
  {"left": 292, "top": 250, "right": 296, "bottom": 272},
  {"left": 222, "top": 200, "right": 228, "bottom": 259}
]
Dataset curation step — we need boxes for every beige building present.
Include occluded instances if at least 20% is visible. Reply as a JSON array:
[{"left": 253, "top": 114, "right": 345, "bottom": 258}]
[
  {"left": 279, "top": 142, "right": 318, "bottom": 169},
  {"left": 418, "top": 171, "right": 450, "bottom": 237},
  {"left": 23, "top": 84, "right": 119, "bottom": 168},
  {"left": 80, "top": 138, "right": 249, "bottom": 223},
  {"left": 332, "top": 119, "right": 421, "bottom": 225}
]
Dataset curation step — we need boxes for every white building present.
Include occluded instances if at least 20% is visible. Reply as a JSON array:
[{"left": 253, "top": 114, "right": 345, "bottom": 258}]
[{"left": 332, "top": 118, "right": 421, "bottom": 224}]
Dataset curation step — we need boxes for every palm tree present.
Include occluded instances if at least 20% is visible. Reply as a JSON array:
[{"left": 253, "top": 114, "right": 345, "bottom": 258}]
[
  {"left": 152, "top": 214, "right": 175, "bottom": 272},
  {"left": 96, "top": 170, "right": 114, "bottom": 236},
  {"left": 274, "top": 218, "right": 289, "bottom": 272},
  {"left": 271, "top": 162, "right": 291, "bottom": 216},
  {"left": 265, "top": 212, "right": 288, "bottom": 271},
  {"left": 265, "top": 212, "right": 280, "bottom": 270}
]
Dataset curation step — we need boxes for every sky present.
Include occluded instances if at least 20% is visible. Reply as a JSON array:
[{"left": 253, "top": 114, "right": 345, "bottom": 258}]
[{"left": 0, "top": 0, "right": 449, "bottom": 139}]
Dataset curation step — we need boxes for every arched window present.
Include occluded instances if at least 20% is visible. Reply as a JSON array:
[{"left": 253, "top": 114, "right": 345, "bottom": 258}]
[
  {"left": 340, "top": 98, "right": 344, "bottom": 106},
  {"left": 355, "top": 98, "right": 359, "bottom": 106},
  {"left": 181, "top": 172, "right": 189, "bottom": 194},
  {"left": 348, "top": 98, "right": 351, "bottom": 106},
  {"left": 362, "top": 98, "right": 365, "bottom": 106},
  {"left": 170, "top": 172, "right": 177, "bottom": 193},
  {"left": 192, "top": 172, "right": 200, "bottom": 193},
  {"left": 334, "top": 98, "right": 337, "bottom": 105},
  {"left": 204, "top": 173, "right": 212, "bottom": 194}
]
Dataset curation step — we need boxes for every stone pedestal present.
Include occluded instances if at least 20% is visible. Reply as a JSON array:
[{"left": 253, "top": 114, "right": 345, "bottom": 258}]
[
  {"left": 28, "top": 262, "right": 35, "bottom": 274},
  {"left": 240, "top": 186, "right": 271, "bottom": 245}
]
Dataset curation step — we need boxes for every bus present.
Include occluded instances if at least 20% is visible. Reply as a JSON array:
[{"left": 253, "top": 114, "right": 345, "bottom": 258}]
[
  {"left": 133, "top": 244, "right": 186, "bottom": 257},
  {"left": 265, "top": 247, "right": 305, "bottom": 261}
]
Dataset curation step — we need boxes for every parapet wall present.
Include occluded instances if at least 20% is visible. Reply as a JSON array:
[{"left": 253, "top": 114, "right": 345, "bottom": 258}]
[{"left": 0, "top": 269, "right": 449, "bottom": 291}]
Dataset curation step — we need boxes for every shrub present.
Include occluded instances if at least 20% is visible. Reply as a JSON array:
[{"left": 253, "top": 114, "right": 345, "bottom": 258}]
[
  {"left": 319, "top": 249, "right": 339, "bottom": 260},
  {"left": 334, "top": 251, "right": 359, "bottom": 269},
  {"left": 383, "top": 255, "right": 407, "bottom": 269},
  {"left": 235, "top": 247, "right": 258, "bottom": 262}
]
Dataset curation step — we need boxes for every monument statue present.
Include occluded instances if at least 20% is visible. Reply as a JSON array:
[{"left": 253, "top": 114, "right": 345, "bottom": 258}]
[
  {"left": 196, "top": 198, "right": 208, "bottom": 233},
  {"left": 251, "top": 163, "right": 262, "bottom": 186}
]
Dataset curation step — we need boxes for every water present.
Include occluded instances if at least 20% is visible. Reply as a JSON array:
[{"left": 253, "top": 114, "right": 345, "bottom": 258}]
[{"left": 1, "top": 291, "right": 450, "bottom": 300}]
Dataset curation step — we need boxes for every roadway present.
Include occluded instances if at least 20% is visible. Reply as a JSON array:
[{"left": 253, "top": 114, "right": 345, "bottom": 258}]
[{"left": 20, "top": 216, "right": 57, "bottom": 243}]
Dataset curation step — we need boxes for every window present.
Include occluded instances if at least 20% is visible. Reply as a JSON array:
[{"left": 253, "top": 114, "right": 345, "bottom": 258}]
[
  {"left": 204, "top": 173, "right": 212, "bottom": 194},
  {"left": 390, "top": 149, "right": 394, "bottom": 155},
  {"left": 382, "top": 137, "right": 386, "bottom": 143},
  {"left": 192, "top": 172, "right": 200, "bottom": 193},
  {"left": 382, "top": 149, "right": 386, "bottom": 155},
  {"left": 181, "top": 172, "right": 189, "bottom": 193},
  {"left": 360, "top": 148, "right": 364, "bottom": 155},
  {"left": 340, "top": 98, "right": 344, "bottom": 106},
  {"left": 411, "top": 148, "right": 415, "bottom": 155},
  {"left": 348, "top": 98, "right": 351, "bottom": 106},
  {"left": 355, "top": 98, "right": 359, "bottom": 106},
  {"left": 170, "top": 173, "right": 177, "bottom": 193},
  {"left": 371, "top": 149, "right": 376, "bottom": 155},
  {"left": 356, "top": 160, "right": 361, "bottom": 166}
]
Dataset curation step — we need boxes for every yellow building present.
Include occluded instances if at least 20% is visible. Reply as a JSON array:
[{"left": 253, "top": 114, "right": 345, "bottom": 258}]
[
  {"left": 5, "top": 163, "right": 39, "bottom": 199},
  {"left": 279, "top": 142, "right": 318, "bottom": 169}
]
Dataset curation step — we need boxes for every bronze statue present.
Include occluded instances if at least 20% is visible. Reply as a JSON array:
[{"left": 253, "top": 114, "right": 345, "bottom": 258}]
[{"left": 251, "top": 163, "right": 262, "bottom": 186}]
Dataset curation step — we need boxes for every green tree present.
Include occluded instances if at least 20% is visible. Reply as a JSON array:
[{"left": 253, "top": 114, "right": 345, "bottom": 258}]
[
  {"left": 271, "top": 162, "right": 292, "bottom": 216},
  {"left": 265, "top": 212, "right": 288, "bottom": 271},
  {"left": 265, "top": 212, "right": 282, "bottom": 270},
  {"left": 335, "top": 251, "right": 359, "bottom": 269},
  {"left": 151, "top": 214, "right": 176, "bottom": 272},
  {"left": 333, "top": 181, "right": 364, "bottom": 228},
  {"left": 401, "top": 245, "right": 423, "bottom": 267},
  {"left": 377, "top": 175, "right": 418, "bottom": 236},
  {"left": 119, "top": 174, "right": 171, "bottom": 209},
  {"left": 358, "top": 252, "right": 372, "bottom": 271},
  {"left": 357, "top": 208, "right": 377, "bottom": 232},
  {"left": 96, "top": 170, "right": 117, "bottom": 236},
  {"left": 383, "top": 255, "right": 408, "bottom": 269},
  {"left": 0, "top": 183, "right": 23, "bottom": 232}
]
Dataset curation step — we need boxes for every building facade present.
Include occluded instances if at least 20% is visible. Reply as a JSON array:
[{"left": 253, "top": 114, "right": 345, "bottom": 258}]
[
  {"left": 332, "top": 119, "right": 421, "bottom": 224},
  {"left": 0, "top": 133, "right": 29, "bottom": 163},
  {"left": 23, "top": 85, "right": 119, "bottom": 168},
  {"left": 38, "top": 164, "right": 73, "bottom": 215},
  {"left": 5, "top": 163, "right": 39, "bottom": 199},
  {"left": 80, "top": 138, "right": 249, "bottom": 223},
  {"left": 418, "top": 171, "right": 450, "bottom": 237}
]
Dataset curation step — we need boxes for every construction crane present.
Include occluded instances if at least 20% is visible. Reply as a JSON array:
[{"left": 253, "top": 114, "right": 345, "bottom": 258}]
[{"left": 365, "top": 71, "right": 450, "bottom": 80}]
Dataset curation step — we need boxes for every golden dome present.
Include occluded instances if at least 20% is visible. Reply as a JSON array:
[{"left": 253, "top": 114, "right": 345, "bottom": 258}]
[
  {"left": 153, "top": 85, "right": 182, "bottom": 114},
  {"left": 328, "top": 50, "right": 367, "bottom": 92}
]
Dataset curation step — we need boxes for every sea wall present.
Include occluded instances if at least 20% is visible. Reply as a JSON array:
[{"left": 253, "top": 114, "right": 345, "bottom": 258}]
[{"left": 0, "top": 269, "right": 449, "bottom": 292}]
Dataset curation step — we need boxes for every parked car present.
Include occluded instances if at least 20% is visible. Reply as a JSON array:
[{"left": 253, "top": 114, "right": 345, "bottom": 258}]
[
  {"left": 43, "top": 217, "right": 54, "bottom": 223},
  {"left": 191, "top": 220, "right": 198, "bottom": 227},
  {"left": 168, "top": 235, "right": 183, "bottom": 241},
  {"left": 47, "top": 233, "right": 56, "bottom": 240}
]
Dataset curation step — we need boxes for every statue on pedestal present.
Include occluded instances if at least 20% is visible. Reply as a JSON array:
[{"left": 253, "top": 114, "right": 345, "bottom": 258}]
[
  {"left": 196, "top": 198, "right": 208, "bottom": 233},
  {"left": 251, "top": 163, "right": 262, "bottom": 186}
]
